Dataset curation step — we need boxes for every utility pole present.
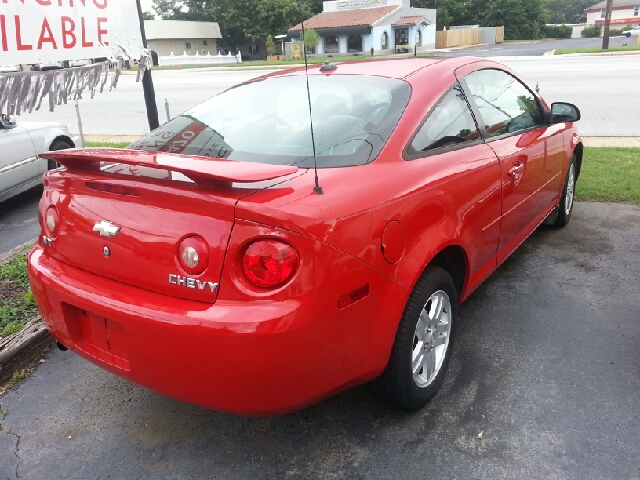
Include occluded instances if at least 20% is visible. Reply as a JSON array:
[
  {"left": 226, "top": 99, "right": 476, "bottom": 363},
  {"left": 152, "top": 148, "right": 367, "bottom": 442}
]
[
  {"left": 136, "top": 0, "right": 160, "bottom": 130},
  {"left": 602, "top": 0, "right": 614, "bottom": 50}
]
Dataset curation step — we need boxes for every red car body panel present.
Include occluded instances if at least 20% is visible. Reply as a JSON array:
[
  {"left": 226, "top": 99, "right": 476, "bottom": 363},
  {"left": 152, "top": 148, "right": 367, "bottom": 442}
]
[
  {"left": 29, "top": 221, "right": 410, "bottom": 415},
  {"left": 28, "top": 57, "right": 582, "bottom": 415}
]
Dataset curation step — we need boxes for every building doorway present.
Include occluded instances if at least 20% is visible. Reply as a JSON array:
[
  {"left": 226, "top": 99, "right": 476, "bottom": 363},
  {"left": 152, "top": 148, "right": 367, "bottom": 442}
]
[{"left": 395, "top": 28, "right": 409, "bottom": 53}]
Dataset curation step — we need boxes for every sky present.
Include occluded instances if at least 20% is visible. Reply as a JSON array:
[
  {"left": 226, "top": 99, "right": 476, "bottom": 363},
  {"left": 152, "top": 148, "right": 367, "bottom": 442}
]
[{"left": 140, "top": 0, "right": 154, "bottom": 15}]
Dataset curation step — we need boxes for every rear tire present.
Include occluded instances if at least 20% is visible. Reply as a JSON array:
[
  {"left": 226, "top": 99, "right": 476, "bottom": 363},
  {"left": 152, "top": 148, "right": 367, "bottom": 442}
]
[
  {"left": 553, "top": 155, "right": 577, "bottom": 227},
  {"left": 374, "top": 266, "right": 458, "bottom": 411},
  {"left": 47, "top": 139, "right": 73, "bottom": 170}
]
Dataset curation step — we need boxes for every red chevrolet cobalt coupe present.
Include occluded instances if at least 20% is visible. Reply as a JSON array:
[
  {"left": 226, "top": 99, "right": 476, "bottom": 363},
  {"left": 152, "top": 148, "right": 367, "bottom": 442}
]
[{"left": 30, "top": 58, "right": 582, "bottom": 415}]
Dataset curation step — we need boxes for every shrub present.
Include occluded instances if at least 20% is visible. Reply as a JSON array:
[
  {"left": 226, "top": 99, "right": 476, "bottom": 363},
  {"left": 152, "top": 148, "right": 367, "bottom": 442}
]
[
  {"left": 265, "top": 37, "right": 277, "bottom": 56},
  {"left": 609, "top": 28, "right": 623, "bottom": 36},
  {"left": 544, "top": 25, "right": 573, "bottom": 38},
  {"left": 303, "top": 28, "right": 320, "bottom": 53},
  {"left": 581, "top": 24, "right": 602, "bottom": 38}
]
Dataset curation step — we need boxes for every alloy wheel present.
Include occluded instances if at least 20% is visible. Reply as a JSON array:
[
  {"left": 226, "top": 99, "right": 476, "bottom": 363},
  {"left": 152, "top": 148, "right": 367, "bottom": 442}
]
[{"left": 412, "top": 290, "right": 452, "bottom": 388}]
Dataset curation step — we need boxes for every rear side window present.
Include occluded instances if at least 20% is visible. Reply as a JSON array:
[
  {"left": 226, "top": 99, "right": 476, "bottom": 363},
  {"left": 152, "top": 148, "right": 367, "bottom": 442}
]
[
  {"left": 464, "top": 69, "right": 544, "bottom": 137},
  {"left": 408, "top": 85, "right": 480, "bottom": 154},
  {"left": 129, "top": 75, "right": 411, "bottom": 168}
]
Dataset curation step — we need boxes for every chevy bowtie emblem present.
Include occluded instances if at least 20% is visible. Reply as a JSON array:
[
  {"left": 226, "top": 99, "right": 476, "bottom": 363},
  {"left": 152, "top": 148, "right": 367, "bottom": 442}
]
[{"left": 93, "top": 220, "right": 121, "bottom": 238}]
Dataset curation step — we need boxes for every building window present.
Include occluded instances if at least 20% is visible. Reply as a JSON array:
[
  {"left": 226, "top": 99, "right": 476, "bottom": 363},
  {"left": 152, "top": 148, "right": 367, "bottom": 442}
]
[
  {"left": 203, "top": 40, "right": 208, "bottom": 45},
  {"left": 348, "top": 35, "right": 362, "bottom": 53},
  {"left": 186, "top": 42, "right": 192, "bottom": 50},
  {"left": 381, "top": 31, "right": 388, "bottom": 48},
  {"left": 635, "top": 6, "right": 639, "bottom": 15},
  {"left": 600, "top": 8, "right": 605, "bottom": 18},
  {"left": 415, "top": 29, "right": 422, "bottom": 47},
  {"left": 325, "top": 36, "right": 339, "bottom": 53},
  {"left": 250, "top": 44, "right": 259, "bottom": 54}
]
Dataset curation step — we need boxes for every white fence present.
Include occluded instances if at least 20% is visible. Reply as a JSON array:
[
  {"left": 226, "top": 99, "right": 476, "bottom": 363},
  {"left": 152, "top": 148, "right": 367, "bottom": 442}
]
[{"left": 157, "top": 51, "right": 242, "bottom": 67}]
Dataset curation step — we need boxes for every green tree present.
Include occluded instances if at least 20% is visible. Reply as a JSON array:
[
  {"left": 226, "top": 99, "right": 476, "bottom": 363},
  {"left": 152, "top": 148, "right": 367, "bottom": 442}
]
[
  {"left": 152, "top": 0, "right": 214, "bottom": 21},
  {"left": 545, "top": 0, "right": 593, "bottom": 24},
  {"left": 266, "top": 36, "right": 277, "bottom": 56},
  {"left": 255, "top": 0, "right": 301, "bottom": 41},
  {"left": 303, "top": 28, "right": 320, "bottom": 52},
  {"left": 484, "top": 0, "right": 548, "bottom": 40},
  {"left": 211, "top": 0, "right": 315, "bottom": 51},
  {"left": 142, "top": 11, "right": 155, "bottom": 20},
  {"left": 428, "top": 0, "right": 547, "bottom": 39}
]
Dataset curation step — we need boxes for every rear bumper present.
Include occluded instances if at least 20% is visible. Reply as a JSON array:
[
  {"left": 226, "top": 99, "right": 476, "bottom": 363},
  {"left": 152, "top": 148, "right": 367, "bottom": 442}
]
[{"left": 28, "top": 244, "right": 408, "bottom": 415}]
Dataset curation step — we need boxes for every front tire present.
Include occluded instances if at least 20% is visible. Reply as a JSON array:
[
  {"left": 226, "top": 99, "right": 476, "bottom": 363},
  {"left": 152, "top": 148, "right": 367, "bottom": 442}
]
[
  {"left": 374, "top": 266, "right": 458, "bottom": 410},
  {"left": 47, "top": 139, "right": 73, "bottom": 170},
  {"left": 553, "top": 155, "right": 577, "bottom": 227}
]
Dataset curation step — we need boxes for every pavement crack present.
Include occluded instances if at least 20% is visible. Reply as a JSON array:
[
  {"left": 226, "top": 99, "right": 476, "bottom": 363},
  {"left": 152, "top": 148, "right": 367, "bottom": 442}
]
[
  {"left": 12, "top": 430, "right": 22, "bottom": 479},
  {"left": 0, "top": 404, "right": 22, "bottom": 479}
]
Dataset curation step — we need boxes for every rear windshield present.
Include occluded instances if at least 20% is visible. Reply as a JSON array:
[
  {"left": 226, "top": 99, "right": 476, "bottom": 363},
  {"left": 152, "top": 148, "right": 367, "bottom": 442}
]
[{"left": 129, "top": 74, "right": 411, "bottom": 168}]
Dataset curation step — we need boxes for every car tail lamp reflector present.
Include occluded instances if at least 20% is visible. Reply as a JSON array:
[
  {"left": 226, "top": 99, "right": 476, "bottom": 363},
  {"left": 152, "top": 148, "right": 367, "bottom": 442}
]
[
  {"left": 44, "top": 206, "right": 59, "bottom": 238},
  {"left": 242, "top": 240, "right": 299, "bottom": 288},
  {"left": 86, "top": 182, "right": 140, "bottom": 197},
  {"left": 177, "top": 236, "right": 209, "bottom": 275}
]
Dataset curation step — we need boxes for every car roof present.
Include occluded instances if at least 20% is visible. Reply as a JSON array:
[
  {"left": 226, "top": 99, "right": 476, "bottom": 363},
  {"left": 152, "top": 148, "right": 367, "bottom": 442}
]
[{"left": 264, "top": 57, "right": 497, "bottom": 81}]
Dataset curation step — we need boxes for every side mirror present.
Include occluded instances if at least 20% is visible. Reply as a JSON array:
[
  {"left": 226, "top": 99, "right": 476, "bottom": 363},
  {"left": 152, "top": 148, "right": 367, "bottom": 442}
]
[
  {"left": 551, "top": 102, "right": 580, "bottom": 123},
  {"left": 0, "top": 114, "right": 17, "bottom": 129}
]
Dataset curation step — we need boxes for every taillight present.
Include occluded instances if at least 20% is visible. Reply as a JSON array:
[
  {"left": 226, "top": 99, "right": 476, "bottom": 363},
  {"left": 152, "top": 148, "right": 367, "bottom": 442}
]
[
  {"left": 242, "top": 240, "right": 299, "bottom": 288},
  {"left": 177, "top": 236, "right": 209, "bottom": 275},
  {"left": 44, "top": 206, "right": 59, "bottom": 238}
]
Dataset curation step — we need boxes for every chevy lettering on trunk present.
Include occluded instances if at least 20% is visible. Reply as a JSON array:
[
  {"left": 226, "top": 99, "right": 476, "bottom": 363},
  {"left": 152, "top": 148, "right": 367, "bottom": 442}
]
[{"left": 168, "top": 274, "right": 218, "bottom": 293}]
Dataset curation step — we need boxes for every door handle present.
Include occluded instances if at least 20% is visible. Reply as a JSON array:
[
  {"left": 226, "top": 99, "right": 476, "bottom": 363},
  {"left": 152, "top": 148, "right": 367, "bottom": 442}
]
[{"left": 508, "top": 164, "right": 524, "bottom": 177}]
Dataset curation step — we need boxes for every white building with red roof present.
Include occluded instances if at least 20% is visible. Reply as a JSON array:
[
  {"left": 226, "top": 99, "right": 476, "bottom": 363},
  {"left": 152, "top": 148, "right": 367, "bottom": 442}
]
[
  {"left": 585, "top": 0, "right": 640, "bottom": 27},
  {"left": 289, "top": 0, "right": 436, "bottom": 55}
]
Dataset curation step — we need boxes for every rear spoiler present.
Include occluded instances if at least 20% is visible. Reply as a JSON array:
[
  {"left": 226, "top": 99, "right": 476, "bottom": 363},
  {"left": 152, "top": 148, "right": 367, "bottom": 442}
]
[{"left": 40, "top": 148, "right": 299, "bottom": 184}]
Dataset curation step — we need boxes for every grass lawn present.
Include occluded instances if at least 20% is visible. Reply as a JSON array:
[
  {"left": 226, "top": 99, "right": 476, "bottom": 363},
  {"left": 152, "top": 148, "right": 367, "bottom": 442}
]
[
  {"left": 0, "top": 253, "right": 38, "bottom": 337},
  {"left": 576, "top": 147, "right": 640, "bottom": 204},
  {"left": 555, "top": 45, "right": 640, "bottom": 55},
  {"left": 85, "top": 141, "right": 131, "bottom": 148}
]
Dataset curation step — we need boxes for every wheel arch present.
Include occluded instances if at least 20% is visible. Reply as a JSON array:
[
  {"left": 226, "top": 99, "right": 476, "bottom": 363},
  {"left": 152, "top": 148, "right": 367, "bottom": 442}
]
[
  {"left": 573, "top": 142, "right": 584, "bottom": 179},
  {"left": 50, "top": 135, "right": 75, "bottom": 149},
  {"left": 422, "top": 244, "right": 468, "bottom": 299}
]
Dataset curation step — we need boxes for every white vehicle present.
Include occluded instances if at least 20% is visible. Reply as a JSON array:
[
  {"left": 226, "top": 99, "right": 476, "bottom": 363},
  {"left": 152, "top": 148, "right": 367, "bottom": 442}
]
[
  {"left": 622, "top": 26, "right": 640, "bottom": 37},
  {"left": 69, "top": 59, "right": 91, "bottom": 67},
  {"left": 40, "top": 61, "right": 62, "bottom": 71},
  {"left": 0, "top": 115, "right": 77, "bottom": 202},
  {"left": 0, "top": 65, "right": 20, "bottom": 72}
]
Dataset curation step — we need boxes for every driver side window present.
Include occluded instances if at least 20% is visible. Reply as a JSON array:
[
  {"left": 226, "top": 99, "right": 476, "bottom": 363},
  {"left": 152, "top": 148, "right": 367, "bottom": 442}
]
[
  {"left": 409, "top": 85, "right": 480, "bottom": 154},
  {"left": 464, "top": 69, "right": 544, "bottom": 137}
]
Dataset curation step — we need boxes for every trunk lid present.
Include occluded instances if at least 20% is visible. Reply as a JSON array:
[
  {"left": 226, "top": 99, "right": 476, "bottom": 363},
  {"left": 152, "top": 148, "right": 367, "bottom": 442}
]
[{"left": 39, "top": 149, "right": 299, "bottom": 302}]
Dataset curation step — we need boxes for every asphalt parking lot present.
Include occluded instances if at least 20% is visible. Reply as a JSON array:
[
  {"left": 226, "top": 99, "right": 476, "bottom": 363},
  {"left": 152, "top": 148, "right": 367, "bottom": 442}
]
[{"left": 0, "top": 202, "right": 638, "bottom": 480}]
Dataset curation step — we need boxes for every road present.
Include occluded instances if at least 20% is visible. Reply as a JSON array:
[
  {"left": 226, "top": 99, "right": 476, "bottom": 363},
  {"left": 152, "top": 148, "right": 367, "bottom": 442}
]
[
  {"left": 436, "top": 35, "right": 633, "bottom": 57},
  {"left": 1, "top": 202, "right": 638, "bottom": 479}
]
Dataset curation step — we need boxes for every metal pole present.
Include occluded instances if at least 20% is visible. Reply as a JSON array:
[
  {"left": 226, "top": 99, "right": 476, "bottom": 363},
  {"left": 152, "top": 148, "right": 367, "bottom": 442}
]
[
  {"left": 136, "top": 0, "right": 159, "bottom": 130},
  {"left": 602, "top": 0, "right": 614, "bottom": 50},
  {"left": 164, "top": 98, "right": 171, "bottom": 123},
  {"left": 74, "top": 101, "right": 85, "bottom": 147}
]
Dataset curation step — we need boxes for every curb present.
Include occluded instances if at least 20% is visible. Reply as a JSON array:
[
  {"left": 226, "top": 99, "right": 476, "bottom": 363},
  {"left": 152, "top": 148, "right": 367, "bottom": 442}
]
[{"left": 0, "top": 239, "right": 52, "bottom": 386}]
